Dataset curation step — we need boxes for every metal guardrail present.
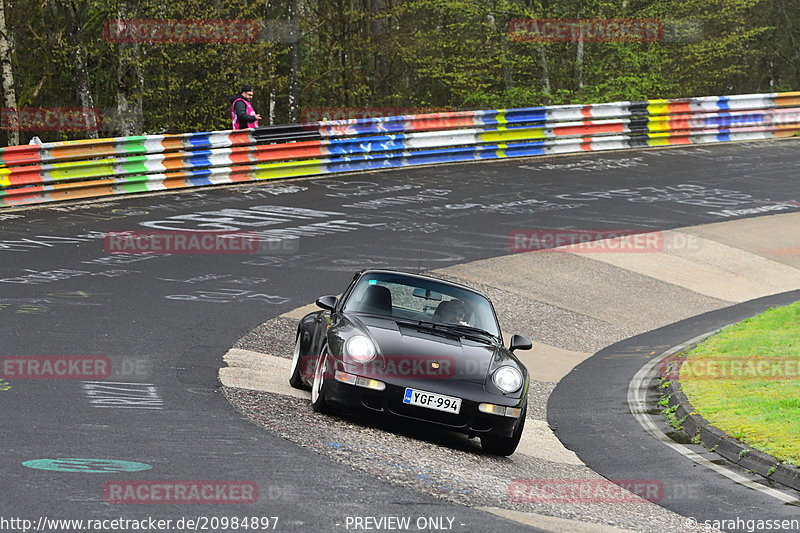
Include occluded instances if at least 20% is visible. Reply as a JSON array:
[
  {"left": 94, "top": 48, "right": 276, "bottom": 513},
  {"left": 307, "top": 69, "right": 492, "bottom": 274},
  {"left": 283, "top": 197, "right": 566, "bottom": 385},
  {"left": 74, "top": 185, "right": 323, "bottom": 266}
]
[{"left": 1, "top": 92, "right": 798, "bottom": 207}]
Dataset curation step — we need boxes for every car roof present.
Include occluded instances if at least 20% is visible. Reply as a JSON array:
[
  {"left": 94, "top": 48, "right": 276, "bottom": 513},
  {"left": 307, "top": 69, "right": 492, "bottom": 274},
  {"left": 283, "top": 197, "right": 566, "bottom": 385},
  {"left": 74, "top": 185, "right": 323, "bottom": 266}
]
[{"left": 357, "top": 269, "right": 491, "bottom": 300}]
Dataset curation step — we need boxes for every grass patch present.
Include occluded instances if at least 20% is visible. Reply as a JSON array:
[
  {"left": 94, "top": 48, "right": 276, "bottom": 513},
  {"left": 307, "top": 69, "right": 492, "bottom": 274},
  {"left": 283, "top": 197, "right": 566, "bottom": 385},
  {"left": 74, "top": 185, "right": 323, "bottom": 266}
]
[{"left": 679, "top": 301, "right": 800, "bottom": 466}]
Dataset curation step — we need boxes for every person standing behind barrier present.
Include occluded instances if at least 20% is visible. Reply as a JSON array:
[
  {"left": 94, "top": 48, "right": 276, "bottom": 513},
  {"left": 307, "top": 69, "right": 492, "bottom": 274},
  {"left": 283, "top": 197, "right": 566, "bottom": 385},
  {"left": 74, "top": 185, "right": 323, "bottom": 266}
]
[{"left": 231, "top": 85, "right": 261, "bottom": 129}]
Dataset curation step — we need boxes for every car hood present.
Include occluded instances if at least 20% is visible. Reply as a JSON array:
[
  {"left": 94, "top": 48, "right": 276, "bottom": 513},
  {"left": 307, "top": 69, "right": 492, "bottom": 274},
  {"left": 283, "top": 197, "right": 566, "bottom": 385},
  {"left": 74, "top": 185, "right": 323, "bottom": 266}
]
[{"left": 344, "top": 314, "right": 501, "bottom": 384}]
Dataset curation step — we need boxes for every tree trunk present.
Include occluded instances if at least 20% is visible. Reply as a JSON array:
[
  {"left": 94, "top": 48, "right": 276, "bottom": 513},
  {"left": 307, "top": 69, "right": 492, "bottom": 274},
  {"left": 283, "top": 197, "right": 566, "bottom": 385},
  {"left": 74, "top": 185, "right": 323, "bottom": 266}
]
[
  {"left": 538, "top": 47, "right": 552, "bottom": 97},
  {"left": 115, "top": 1, "right": 144, "bottom": 136},
  {"left": 74, "top": 46, "right": 98, "bottom": 139},
  {"left": 575, "top": 36, "right": 584, "bottom": 90},
  {"left": 370, "top": 0, "right": 388, "bottom": 101},
  {"left": 288, "top": 0, "right": 299, "bottom": 123},
  {"left": 268, "top": 56, "right": 276, "bottom": 125},
  {"left": 0, "top": 0, "right": 18, "bottom": 145}
]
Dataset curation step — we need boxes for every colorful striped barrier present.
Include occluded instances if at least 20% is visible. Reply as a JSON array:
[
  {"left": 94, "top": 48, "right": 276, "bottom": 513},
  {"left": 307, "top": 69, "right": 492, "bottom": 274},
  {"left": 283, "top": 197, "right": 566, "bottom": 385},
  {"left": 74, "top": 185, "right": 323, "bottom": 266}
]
[{"left": 1, "top": 92, "right": 799, "bottom": 208}]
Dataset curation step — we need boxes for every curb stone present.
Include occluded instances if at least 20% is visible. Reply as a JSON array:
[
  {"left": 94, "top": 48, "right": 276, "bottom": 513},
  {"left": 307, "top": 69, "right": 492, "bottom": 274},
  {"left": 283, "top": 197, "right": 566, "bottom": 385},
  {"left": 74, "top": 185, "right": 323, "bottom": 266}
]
[{"left": 663, "top": 375, "right": 800, "bottom": 492}]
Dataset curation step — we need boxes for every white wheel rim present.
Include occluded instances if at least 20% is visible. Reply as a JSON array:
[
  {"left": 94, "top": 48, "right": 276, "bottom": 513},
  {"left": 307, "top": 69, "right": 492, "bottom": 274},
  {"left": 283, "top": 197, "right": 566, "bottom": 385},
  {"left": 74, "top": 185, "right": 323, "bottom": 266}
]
[
  {"left": 312, "top": 353, "right": 325, "bottom": 403},
  {"left": 290, "top": 335, "right": 301, "bottom": 378}
]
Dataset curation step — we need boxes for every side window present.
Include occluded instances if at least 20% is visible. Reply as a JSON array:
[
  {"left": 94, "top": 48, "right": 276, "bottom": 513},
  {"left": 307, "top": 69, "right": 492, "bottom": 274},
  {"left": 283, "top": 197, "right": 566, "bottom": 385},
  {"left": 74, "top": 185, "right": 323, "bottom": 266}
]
[{"left": 338, "top": 272, "right": 363, "bottom": 311}]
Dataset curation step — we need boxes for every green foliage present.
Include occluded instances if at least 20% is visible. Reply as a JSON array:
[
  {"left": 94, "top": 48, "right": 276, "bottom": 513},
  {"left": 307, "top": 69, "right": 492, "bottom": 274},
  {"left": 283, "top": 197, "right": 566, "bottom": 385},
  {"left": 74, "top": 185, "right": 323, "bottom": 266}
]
[
  {"left": 680, "top": 301, "right": 800, "bottom": 466},
  {"left": 0, "top": 0, "right": 796, "bottom": 145}
]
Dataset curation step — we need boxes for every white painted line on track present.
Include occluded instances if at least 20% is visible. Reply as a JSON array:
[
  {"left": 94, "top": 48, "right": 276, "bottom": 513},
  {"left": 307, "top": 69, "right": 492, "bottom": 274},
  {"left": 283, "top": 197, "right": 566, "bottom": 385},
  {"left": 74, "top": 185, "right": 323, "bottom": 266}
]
[{"left": 627, "top": 331, "right": 799, "bottom": 504}]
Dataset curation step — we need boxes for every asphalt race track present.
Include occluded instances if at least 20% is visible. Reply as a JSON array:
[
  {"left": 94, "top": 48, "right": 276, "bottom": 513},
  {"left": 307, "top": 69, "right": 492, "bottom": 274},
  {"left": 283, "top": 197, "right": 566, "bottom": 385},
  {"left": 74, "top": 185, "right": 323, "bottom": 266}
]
[
  {"left": 550, "top": 290, "right": 800, "bottom": 532},
  {"left": 2, "top": 139, "right": 800, "bottom": 532}
]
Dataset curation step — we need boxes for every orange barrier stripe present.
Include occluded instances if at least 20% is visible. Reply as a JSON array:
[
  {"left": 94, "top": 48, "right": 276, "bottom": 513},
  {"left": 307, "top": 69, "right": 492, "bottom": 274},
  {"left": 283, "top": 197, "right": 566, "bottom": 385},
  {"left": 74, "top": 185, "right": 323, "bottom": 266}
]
[
  {"left": 776, "top": 92, "right": 800, "bottom": 107},
  {"left": 161, "top": 176, "right": 190, "bottom": 188},
  {"left": 50, "top": 183, "right": 115, "bottom": 201},
  {"left": 162, "top": 157, "right": 188, "bottom": 171},
  {"left": 163, "top": 171, "right": 191, "bottom": 187},
  {"left": 49, "top": 144, "right": 115, "bottom": 160},
  {"left": 553, "top": 123, "right": 625, "bottom": 136},
  {"left": 160, "top": 138, "right": 185, "bottom": 151}
]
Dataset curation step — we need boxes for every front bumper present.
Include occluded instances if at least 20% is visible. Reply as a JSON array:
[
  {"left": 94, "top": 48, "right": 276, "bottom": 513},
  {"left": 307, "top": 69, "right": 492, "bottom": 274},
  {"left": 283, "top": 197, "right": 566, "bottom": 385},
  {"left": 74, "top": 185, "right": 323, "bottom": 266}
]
[{"left": 323, "top": 372, "right": 524, "bottom": 438}]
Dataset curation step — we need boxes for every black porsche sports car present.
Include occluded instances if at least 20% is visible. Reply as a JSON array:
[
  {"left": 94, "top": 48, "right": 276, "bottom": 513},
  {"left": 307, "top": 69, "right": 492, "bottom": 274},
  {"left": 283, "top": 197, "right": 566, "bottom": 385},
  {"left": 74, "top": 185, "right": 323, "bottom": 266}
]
[{"left": 289, "top": 269, "right": 532, "bottom": 456}]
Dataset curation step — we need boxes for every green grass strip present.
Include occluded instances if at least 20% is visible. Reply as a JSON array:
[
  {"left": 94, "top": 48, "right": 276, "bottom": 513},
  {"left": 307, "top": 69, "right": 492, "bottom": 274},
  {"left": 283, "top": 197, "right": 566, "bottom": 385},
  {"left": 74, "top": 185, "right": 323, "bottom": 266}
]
[{"left": 679, "top": 301, "right": 800, "bottom": 465}]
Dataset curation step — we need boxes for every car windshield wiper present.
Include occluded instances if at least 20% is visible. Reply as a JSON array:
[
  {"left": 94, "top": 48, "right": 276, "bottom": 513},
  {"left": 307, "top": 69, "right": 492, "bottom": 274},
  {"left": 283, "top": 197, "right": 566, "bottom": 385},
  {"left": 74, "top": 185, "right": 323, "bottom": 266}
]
[
  {"left": 400, "top": 319, "right": 497, "bottom": 343},
  {"left": 391, "top": 319, "right": 457, "bottom": 340},
  {"left": 433, "top": 322, "right": 498, "bottom": 341}
]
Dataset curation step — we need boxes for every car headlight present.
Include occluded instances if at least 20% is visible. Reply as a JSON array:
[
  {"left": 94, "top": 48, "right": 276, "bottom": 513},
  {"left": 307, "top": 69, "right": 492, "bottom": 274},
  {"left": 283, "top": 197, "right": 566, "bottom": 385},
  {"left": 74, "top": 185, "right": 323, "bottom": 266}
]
[
  {"left": 345, "top": 335, "right": 376, "bottom": 362},
  {"left": 493, "top": 366, "right": 522, "bottom": 393}
]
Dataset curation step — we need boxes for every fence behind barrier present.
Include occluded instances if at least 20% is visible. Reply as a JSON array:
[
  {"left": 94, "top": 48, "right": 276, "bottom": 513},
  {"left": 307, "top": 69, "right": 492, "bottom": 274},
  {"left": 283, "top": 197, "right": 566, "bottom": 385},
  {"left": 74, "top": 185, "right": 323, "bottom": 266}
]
[{"left": 1, "top": 92, "right": 798, "bottom": 208}]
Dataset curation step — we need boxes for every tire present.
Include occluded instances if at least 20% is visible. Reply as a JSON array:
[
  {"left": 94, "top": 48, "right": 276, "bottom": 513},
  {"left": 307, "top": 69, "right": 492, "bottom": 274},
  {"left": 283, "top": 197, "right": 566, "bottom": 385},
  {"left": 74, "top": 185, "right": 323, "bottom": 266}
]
[
  {"left": 289, "top": 333, "right": 310, "bottom": 390},
  {"left": 480, "top": 405, "right": 526, "bottom": 456},
  {"left": 310, "top": 350, "right": 333, "bottom": 414}
]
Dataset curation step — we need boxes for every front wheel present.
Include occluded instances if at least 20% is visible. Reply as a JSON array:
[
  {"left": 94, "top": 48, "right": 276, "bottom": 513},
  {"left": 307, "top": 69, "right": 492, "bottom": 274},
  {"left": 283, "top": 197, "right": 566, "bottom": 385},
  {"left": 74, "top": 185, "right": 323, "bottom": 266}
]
[
  {"left": 480, "top": 405, "right": 526, "bottom": 456},
  {"left": 311, "top": 350, "right": 333, "bottom": 414},
  {"left": 289, "top": 333, "right": 310, "bottom": 390}
]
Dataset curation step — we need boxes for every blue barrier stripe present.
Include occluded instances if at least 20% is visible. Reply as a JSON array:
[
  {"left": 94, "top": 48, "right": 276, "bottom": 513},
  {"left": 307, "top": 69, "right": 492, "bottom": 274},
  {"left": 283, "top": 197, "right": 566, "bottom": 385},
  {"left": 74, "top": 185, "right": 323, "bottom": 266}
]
[
  {"left": 1, "top": 127, "right": 792, "bottom": 208},
  {"left": 499, "top": 145, "right": 547, "bottom": 157},
  {"left": 505, "top": 109, "right": 548, "bottom": 121},
  {"left": 186, "top": 134, "right": 214, "bottom": 147},
  {"left": 186, "top": 176, "right": 213, "bottom": 186},
  {"left": 3, "top": 92, "right": 800, "bottom": 207},
  {"left": 187, "top": 154, "right": 214, "bottom": 166}
]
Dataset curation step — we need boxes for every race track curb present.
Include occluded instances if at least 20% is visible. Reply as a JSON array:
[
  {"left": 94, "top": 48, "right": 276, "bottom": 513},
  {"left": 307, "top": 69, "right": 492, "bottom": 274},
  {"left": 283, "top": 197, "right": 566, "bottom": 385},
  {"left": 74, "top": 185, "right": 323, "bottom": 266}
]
[{"left": 664, "top": 370, "right": 800, "bottom": 492}]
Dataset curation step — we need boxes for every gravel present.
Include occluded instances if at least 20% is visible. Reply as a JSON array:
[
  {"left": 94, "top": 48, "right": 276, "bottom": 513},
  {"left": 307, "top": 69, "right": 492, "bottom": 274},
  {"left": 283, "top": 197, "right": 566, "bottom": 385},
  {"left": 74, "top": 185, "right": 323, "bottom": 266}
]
[
  {"left": 233, "top": 315, "right": 299, "bottom": 357},
  {"left": 223, "top": 386, "right": 694, "bottom": 532}
]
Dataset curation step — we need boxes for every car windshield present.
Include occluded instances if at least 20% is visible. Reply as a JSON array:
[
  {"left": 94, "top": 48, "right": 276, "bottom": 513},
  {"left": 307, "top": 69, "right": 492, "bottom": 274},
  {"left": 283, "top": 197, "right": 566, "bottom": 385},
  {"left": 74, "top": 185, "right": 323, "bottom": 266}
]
[{"left": 343, "top": 272, "right": 501, "bottom": 337}]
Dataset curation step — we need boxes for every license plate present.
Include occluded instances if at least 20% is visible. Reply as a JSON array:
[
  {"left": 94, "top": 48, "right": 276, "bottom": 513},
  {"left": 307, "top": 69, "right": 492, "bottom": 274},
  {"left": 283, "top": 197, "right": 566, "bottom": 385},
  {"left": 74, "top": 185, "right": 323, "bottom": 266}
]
[{"left": 402, "top": 388, "right": 461, "bottom": 414}]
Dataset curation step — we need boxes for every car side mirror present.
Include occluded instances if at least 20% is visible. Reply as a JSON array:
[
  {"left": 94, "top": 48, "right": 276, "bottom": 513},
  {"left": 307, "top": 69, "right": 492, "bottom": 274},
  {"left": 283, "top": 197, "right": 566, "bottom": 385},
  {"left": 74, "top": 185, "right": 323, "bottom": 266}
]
[
  {"left": 509, "top": 334, "right": 532, "bottom": 352},
  {"left": 316, "top": 295, "right": 338, "bottom": 312}
]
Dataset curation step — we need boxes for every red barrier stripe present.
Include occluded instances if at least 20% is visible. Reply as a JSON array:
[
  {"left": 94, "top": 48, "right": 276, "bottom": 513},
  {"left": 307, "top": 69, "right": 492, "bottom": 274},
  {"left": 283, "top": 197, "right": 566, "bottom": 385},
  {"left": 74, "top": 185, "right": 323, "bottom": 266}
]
[
  {"left": 228, "top": 147, "right": 256, "bottom": 164},
  {"left": 252, "top": 142, "right": 326, "bottom": 161},
  {"left": 553, "top": 122, "right": 625, "bottom": 136},
  {"left": 667, "top": 102, "right": 692, "bottom": 114},
  {"left": 0, "top": 145, "right": 42, "bottom": 165},
  {"left": 4, "top": 166, "right": 44, "bottom": 187}
]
